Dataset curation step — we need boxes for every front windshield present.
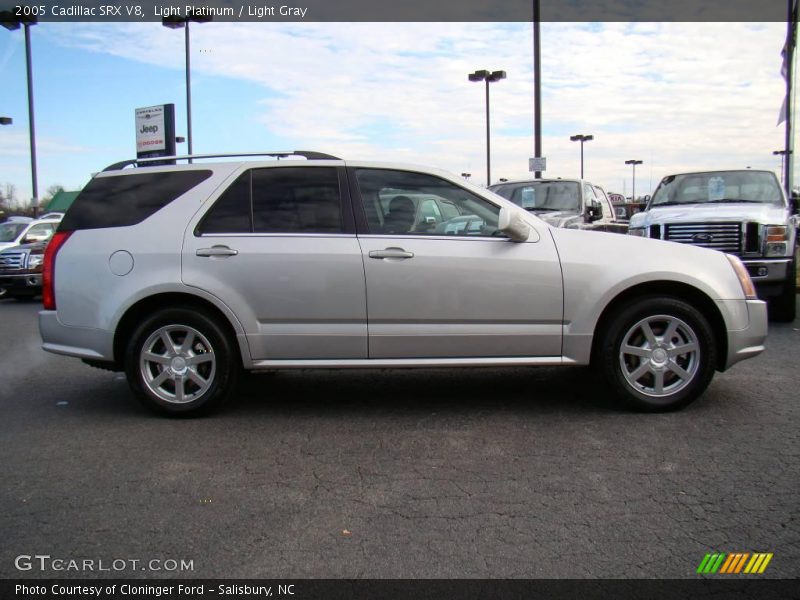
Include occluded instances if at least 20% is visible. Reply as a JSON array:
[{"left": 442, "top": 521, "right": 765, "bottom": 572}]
[
  {"left": 492, "top": 181, "right": 580, "bottom": 211},
  {"left": 0, "top": 222, "right": 26, "bottom": 243},
  {"left": 650, "top": 171, "right": 783, "bottom": 207}
]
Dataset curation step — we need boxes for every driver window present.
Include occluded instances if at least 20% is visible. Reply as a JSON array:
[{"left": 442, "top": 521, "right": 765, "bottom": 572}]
[{"left": 355, "top": 169, "right": 501, "bottom": 237}]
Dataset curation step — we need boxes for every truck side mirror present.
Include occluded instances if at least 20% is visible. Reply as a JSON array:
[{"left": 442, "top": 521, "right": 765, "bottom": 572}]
[{"left": 586, "top": 200, "right": 602, "bottom": 222}]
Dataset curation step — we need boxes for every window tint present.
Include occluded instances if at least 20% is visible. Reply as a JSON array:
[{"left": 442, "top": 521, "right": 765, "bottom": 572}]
[
  {"left": 252, "top": 167, "right": 341, "bottom": 234},
  {"left": 197, "top": 171, "right": 251, "bottom": 234},
  {"left": 60, "top": 170, "right": 212, "bottom": 231},
  {"left": 197, "top": 167, "right": 342, "bottom": 235},
  {"left": 356, "top": 169, "right": 501, "bottom": 237}
]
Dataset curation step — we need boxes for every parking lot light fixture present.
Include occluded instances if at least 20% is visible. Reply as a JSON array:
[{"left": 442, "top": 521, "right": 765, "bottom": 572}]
[
  {"left": 625, "top": 159, "right": 643, "bottom": 203},
  {"left": 469, "top": 69, "right": 507, "bottom": 186},
  {"left": 569, "top": 134, "right": 593, "bottom": 178},
  {"left": 162, "top": 14, "right": 212, "bottom": 162},
  {"left": 0, "top": 116, "right": 12, "bottom": 125},
  {"left": 773, "top": 150, "right": 791, "bottom": 184}
]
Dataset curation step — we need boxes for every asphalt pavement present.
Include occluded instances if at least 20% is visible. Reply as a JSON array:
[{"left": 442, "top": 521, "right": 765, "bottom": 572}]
[{"left": 0, "top": 298, "right": 798, "bottom": 579}]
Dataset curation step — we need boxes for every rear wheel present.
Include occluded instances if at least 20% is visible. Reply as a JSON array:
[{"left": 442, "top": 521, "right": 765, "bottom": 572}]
[
  {"left": 768, "top": 259, "right": 796, "bottom": 323},
  {"left": 598, "top": 296, "right": 717, "bottom": 412},
  {"left": 124, "top": 308, "right": 240, "bottom": 416}
]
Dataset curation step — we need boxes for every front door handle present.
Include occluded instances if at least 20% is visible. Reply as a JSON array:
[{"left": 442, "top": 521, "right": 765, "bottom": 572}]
[
  {"left": 369, "top": 247, "right": 414, "bottom": 260},
  {"left": 196, "top": 245, "right": 239, "bottom": 257}
]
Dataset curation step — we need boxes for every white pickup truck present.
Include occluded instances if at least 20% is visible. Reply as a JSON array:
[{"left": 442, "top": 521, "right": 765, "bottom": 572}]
[{"left": 629, "top": 169, "right": 797, "bottom": 322}]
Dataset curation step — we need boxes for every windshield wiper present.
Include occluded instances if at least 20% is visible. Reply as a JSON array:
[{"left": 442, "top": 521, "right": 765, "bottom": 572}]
[
  {"left": 705, "top": 198, "right": 768, "bottom": 204},
  {"left": 524, "top": 207, "right": 563, "bottom": 212}
]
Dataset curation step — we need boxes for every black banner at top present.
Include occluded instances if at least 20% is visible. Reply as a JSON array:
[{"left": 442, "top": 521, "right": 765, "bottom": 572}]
[{"left": 0, "top": 0, "right": 794, "bottom": 23}]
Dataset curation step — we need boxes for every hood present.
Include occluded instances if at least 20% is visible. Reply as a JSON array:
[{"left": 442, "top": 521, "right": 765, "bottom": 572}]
[
  {"left": 529, "top": 209, "right": 582, "bottom": 229},
  {"left": 0, "top": 240, "right": 47, "bottom": 255},
  {"left": 630, "top": 202, "right": 788, "bottom": 228}
]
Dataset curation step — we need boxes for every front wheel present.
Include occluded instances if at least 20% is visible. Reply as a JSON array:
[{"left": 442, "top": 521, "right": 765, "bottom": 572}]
[
  {"left": 124, "top": 308, "right": 240, "bottom": 416},
  {"left": 598, "top": 297, "right": 717, "bottom": 412}
]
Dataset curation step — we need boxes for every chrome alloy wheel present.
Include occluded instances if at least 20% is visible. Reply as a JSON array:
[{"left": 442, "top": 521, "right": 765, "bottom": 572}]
[
  {"left": 618, "top": 314, "right": 700, "bottom": 398},
  {"left": 139, "top": 325, "right": 216, "bottom": 404}
]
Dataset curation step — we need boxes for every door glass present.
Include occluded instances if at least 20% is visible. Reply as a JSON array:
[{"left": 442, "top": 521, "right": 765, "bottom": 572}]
[{"left": 355, "top": 169, "right": 501, "bottom": 237}]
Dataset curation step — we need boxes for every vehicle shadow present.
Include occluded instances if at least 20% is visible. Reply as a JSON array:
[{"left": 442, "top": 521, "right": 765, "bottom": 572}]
[{"left": 231, "top": 365, "right": 625, "bottom": 418}]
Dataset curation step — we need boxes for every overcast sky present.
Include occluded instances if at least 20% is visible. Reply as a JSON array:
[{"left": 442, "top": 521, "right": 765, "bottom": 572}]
[{"left": 0, "top": 21, "right": 792, "bottom": 203}]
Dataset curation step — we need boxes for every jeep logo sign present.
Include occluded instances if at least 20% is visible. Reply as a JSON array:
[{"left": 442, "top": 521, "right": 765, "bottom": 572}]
[{"left": 135, "top": 105, "right": 167, "bottom": 153}]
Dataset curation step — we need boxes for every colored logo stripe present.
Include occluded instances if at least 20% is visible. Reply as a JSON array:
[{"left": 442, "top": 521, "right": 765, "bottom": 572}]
[{"left": 697, "top": 552, "right": 773, "bottom": 574}]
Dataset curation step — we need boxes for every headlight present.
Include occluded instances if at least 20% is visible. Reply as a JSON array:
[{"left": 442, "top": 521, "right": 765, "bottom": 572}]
[
  {"left": 628, "top": 227, "right": 646, "bottom": 237},
  {"left": 765, "top": 225, "right": 789, "bottom": 256},
  {"left": 726, "top": 254, "right": 757, "bottom": 300},
  {"left": 27, "top": 253, "right": 44, "bottom": 269}
]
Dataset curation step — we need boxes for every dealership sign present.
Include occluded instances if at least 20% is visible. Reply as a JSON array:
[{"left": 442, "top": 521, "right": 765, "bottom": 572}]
[{"left": 135, "top": 104, "right": 176, "bottom": 163}]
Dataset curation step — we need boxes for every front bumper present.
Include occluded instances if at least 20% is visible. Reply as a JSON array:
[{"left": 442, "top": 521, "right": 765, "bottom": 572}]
[
  {"left": 724, "top": 299, "right": 768, "bottom": 370},
  {"left": 39, "top": 310, "right": 114, "bottom": 361},
  {"left": 742, "top": 258, "right": 791, "bottom": 291},
  {"left": 0, "top": 273, "right": 42, "bottom": 290}
]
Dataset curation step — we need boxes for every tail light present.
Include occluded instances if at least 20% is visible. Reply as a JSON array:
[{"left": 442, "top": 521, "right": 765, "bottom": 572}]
[{"left": 42, "top": 231, "right": 73, "bottom": 310}]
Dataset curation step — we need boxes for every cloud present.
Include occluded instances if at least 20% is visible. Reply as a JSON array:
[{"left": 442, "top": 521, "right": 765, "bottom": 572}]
[{"left": 25, "top": 21, "right": 793, "bottom": 195}]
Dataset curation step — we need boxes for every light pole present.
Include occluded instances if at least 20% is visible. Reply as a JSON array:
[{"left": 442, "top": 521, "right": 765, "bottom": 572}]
[
  {"left": 469, "top": 69, "right": 506, "bottom": 186},
  {"left": 625, "top": 159, "right": 643, "bottom": 203},
  {"left": 773, "top": 150, "right": 791, "bottom": 184},
  {"left": 461, "top": 172, "right": 471, "bottom": 180},
  {"left": 2, "top": 11, "right": 38, "bottom": 216},
  {"left": 163, "top": 14, "right": 211, "bottom": 162},
  {"left": 569, "top": 134, "right": 593, "bottom": 178}
]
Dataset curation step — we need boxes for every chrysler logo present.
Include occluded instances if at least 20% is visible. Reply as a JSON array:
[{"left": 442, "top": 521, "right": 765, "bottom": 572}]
[{"left": 693, "top": 233, "right": 713, "bottom": 242}]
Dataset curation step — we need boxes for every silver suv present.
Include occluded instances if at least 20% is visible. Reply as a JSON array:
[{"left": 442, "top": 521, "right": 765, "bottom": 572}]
[{"left": 39, "top": 152, "right": 768, "bottom": 416}]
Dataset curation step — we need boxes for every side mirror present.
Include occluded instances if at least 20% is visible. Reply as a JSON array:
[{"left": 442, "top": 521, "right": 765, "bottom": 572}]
[
  {"left": 498, "top": 207, "right": 530, "bottom": 242},
  {"left": 586, "top": 200, "right": 602, "bottom": 222}
]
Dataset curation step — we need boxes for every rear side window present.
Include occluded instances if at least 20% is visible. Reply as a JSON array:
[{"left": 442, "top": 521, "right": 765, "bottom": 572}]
[
  {"left": 197, "top": 167, "right": 342, "bottom": 235},
  {"left": 60, "top": 170, "right": 212, "bottom": 231}
]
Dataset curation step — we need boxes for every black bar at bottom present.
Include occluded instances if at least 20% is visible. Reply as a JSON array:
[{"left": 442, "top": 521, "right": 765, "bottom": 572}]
[{"left": 2, "top": 579, "right": 798, "bottom": 600}]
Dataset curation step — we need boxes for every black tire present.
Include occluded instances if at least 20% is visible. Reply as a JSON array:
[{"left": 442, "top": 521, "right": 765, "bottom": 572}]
[
  {"left": 767, "top": 259, "right": 796, "bottom": 323},
  {"left": 598, "top": 296, "right": 717, "bottom": 412},
  {"left": 124, "top": 308, "right": 240, "bottom": 416}
]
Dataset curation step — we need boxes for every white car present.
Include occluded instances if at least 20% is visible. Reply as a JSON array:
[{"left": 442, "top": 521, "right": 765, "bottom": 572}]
[{"left": 0, "top": 217, "right": 61, "bottom": 252}]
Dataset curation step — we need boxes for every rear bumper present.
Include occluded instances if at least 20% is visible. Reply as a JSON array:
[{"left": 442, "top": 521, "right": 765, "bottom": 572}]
[
  {"left": 38, "top": 310, "right": 114, "bottom": 360},
  {"left": 724, "top": 299, "right": 768, "bottom": 370}
]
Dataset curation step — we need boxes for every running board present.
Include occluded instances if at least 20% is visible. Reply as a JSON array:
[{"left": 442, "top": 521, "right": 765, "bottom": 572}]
[{"left": 249, "top": 356, "right": 577, "bottom": 370}]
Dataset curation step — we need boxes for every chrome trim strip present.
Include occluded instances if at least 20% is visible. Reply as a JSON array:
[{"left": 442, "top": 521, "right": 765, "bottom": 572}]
[{"left": 250, "top": 356, "right": 564, "bottom": 369}]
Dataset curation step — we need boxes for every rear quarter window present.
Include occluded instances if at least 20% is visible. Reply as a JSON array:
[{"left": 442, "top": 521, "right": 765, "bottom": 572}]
[{"left": 60, "top": 170, "right": 212, "bottom": 231}]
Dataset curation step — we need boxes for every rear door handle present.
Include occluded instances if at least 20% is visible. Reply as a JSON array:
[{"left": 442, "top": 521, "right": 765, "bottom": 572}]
[
  {"left": 368, "top": 248, "right": 414, "bottom": 260},
  {"left": 196, "top": 245, "right": 239, "bottom": 257}
]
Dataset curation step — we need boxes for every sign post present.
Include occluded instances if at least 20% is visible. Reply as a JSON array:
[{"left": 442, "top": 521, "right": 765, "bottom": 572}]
[{"left": 135, "top": 104, "right": 176, "bottom": 165}]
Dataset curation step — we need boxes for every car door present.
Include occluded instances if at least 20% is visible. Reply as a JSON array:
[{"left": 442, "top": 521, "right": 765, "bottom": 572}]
[
  {"left": 182, "top": 165, "right": 367, "bottom": 360},
  {"left": 350, "top": 167, "right": 563, "bottom": 359}
]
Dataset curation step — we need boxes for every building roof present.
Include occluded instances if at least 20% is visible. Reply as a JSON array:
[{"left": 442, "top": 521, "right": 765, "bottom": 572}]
[{"left": 46, "top": 191, "right": 80, "bottom": 212}]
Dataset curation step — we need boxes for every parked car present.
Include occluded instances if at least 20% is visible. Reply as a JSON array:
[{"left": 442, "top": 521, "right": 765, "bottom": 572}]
[
  {"left": 0, "top": 239, "right": 47, "bottom": 300},
  {"left": 39, "top": 152, "right": 766, "bottom": 416},
  {"left": 488, "top": 178, "right": 628, "bottom": 233},
  {"left": 629, "top": 169, "right": 797, "bottom": 322},
  {"left": 0, "top": 217, "right": 60, "bottom": 252}
]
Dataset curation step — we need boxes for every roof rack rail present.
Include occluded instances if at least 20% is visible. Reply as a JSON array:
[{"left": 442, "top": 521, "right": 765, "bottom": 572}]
[{"left": 102, "top": 151, "right": 341, "bottom": 172}]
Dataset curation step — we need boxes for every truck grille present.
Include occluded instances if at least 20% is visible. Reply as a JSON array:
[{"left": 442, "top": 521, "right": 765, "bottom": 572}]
[
  {"left": 664, "top": 222, "right": 742, "bottom": 254},
  {"left": 0, "top": 251, "right": 25, "bottom": 270}
]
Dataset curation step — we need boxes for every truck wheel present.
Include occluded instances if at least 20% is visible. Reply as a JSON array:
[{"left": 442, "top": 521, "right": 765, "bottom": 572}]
[
  {"left": 768, "top": 259, "right": 797, "bottom": 323},
  {"left": 598, "top": 296, "right": 717, "bottom": 412},
  {"left": 124, "top": 308, "right": 240, "bottom": 416}
]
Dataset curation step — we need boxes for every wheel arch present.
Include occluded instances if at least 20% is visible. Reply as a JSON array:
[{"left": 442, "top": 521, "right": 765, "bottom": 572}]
[
  {"left": 113, "top": 292, "right": 248, "bottom": 367},
  {"left": 590, "top": 280, "right": 728, "bottom": 372}
]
